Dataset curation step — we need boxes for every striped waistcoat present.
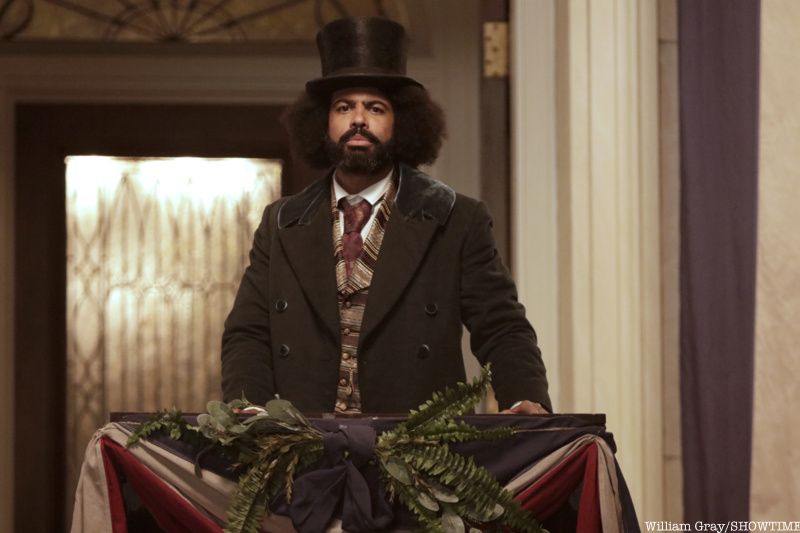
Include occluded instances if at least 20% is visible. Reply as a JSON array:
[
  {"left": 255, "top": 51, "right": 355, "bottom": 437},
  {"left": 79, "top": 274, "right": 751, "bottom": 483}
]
[{"left": 331, "top": 179, "right": 396, "bottom": 413}]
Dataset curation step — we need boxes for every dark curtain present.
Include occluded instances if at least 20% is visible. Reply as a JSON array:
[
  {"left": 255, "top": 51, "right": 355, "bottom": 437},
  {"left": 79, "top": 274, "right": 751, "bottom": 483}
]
[{"left": 679, "top": 0, "right": 760, "bottom": 521}]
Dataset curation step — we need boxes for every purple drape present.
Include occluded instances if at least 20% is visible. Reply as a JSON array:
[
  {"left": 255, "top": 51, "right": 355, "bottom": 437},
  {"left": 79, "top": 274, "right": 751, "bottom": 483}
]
[{"left": 679, "top": 0, "right": 760, "bottom": 521}]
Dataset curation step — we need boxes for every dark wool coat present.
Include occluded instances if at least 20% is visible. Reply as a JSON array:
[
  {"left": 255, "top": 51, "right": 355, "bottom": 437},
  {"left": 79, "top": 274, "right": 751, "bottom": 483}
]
[{"left": 221, "top": 164, "right": 551, "bottom": 413}]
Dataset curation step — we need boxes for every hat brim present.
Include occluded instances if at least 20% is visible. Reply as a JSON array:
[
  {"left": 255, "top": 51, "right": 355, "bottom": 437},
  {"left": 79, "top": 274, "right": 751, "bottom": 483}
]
[{"left": 306, "top": 73, "right": 423, "bottom": 96}]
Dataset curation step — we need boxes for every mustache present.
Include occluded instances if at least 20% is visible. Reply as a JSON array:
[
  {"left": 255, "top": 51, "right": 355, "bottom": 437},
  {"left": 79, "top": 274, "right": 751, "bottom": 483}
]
[{"left": 338, "top": 126, "right": 382, "bottom": 146}]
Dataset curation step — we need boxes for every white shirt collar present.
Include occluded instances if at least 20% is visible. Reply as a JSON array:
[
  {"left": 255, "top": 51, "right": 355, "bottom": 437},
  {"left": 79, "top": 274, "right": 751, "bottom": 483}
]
[{"left": 333, "top": 168, "right": 393, "bottom": 206}]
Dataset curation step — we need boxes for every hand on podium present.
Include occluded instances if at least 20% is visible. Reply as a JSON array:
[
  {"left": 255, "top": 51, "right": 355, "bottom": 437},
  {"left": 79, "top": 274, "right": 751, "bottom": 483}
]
[{"left": 501, "top": 400, "right": 549, "bottom": 415}]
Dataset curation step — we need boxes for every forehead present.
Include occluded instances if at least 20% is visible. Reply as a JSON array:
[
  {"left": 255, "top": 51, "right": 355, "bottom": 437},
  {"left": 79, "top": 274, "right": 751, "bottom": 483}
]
[{"left": 329, "top": 86, "right": 391, "bottom": 104}]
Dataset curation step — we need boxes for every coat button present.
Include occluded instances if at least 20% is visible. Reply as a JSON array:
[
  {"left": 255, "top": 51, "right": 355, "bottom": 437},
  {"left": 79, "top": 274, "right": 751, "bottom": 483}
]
[
  {"left": 275, "top": 299, "right": 288, "bottom": 312},
  {"left": 278, "top": 344, "right": 290, "bottom": 358},
  {"left": 417, "top": 344, "right": 431, "bottom": 359},
  {"left": 425, "top": 303, "right": 438, "bottom": 316}
]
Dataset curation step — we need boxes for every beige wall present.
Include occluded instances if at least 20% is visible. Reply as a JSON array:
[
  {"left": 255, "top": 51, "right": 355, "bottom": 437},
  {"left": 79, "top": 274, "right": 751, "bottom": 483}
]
[{"left": 751, "top": 0, "right": 800, "bottom": 518}]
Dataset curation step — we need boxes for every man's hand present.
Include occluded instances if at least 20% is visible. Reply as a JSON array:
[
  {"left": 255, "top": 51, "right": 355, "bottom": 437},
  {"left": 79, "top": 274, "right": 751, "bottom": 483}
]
[{"left": 500, "top": 400, "right": 548, "bottom": 415}]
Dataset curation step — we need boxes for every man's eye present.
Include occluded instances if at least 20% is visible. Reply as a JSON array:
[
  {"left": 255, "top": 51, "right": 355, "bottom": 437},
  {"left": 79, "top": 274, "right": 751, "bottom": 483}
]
[
  {"left": 336, "top": 104, "right": 350, "bottom": 112},
  {"left": 371, "top": 106, "right": 385, "bottom": 114}
]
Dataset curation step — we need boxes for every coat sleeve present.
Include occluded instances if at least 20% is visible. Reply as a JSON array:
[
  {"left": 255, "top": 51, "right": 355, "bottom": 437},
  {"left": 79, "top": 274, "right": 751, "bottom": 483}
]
[
  {"left": 221, "top": 203, "right": 277, "bottom": 404},
  {"left": 459, "top": 200, "right": 552, "bottom": 412}
]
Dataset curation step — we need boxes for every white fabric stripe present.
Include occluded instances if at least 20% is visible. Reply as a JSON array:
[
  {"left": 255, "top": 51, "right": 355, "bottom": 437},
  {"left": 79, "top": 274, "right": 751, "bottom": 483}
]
[
  {"left": 504, "top": 433, "right": 597, "bottom": 494},
  {"left": 70, "top": 428, "right": 114, "bottom": 533},
  {"left": 595, "top": 438, "right": 623, "bottom": 533}
]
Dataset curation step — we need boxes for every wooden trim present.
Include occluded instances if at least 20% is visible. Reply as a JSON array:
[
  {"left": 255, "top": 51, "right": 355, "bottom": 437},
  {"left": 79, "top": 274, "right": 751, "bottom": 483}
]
[
  {"left": 480, "top": 0, "right": 511, "bottom": 267},
  {"left": 0, "top": 89, "right": 14, "bottom": 533}
]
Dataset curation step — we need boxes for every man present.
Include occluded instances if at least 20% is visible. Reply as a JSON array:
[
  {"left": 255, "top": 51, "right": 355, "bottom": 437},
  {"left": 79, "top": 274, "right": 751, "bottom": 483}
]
[{"left": 221, "top": 17, "right": 550, "bottom": 415}]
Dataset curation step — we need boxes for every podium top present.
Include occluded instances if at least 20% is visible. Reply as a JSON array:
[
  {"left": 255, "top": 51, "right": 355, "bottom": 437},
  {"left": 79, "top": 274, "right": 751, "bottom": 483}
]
[{"left": 110, "top": 411, "right": 606, "bottom": 427}]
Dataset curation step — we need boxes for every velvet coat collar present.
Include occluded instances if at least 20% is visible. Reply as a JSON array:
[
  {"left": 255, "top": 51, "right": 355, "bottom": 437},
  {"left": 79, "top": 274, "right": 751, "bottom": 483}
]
[{"left": 277, "top": 164, "right": 455, "bottom": 229}]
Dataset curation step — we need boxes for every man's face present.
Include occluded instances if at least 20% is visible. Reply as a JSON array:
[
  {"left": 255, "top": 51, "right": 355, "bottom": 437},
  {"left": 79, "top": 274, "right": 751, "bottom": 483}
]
[{"left": 326, "top": 87, "right": 395, "bottom": 174}]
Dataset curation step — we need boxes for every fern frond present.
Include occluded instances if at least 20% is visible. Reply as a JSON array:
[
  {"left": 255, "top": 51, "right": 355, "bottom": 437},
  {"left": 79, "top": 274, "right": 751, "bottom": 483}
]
[
  {"left": 398, "top": 366, "right": 492, "bottom": 435},
  {"left": 385, "top": 474, "right": 444, "bottom": 532},
  {"left": 403, "top": 418, "right": 515, "bottom": 444},
  {"left": 126, "top": 408, "right": 194, "bottom": 447},
  {"left": 224, "top": 456, "right": 275, "bottom": 533},
  {"left": 402, "top": 444, "right": 543, "bottom": 533}
]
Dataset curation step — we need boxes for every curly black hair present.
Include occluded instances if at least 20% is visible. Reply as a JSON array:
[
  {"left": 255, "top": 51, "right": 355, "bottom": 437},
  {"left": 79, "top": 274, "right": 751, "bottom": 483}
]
[{"left": 281, "top": 84, "right": 447, "bottom": 170}]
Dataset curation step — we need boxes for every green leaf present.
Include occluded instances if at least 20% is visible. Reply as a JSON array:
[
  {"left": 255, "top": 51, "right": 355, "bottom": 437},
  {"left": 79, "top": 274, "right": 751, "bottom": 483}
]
[
  {"left": 441, "top": 511, "right": 465, "bottom": 533},
  {"left": 228, "top": 398, "right": 249, "bottom": 410},
  {"left": 384, "top": 457, "right": 412, "bottom": 485},
  {"left": 429, "top": 483, "right": 459, "bottom": 503},
  {"left": 417, "top": 491, "right": 440, "bottom": 512},
  {"left": 264, "top": 398, "right": 309, "bottom": 426},
  {"left": 487, "top": 503, "right": 504, "bottom": 521},
  {"left": 207, "top": 400, "right": 234, "bottom": 427}
]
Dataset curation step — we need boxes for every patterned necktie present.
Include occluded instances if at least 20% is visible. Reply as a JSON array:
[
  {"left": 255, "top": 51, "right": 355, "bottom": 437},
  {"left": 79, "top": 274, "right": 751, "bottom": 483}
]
[{"left": 338, "top": 197, "right": 373, "bottom": 278}]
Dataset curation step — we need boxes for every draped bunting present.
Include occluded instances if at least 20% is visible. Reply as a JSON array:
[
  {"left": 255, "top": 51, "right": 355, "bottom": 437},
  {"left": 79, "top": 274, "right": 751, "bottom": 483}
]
[
  {"left": 100, "top": 439, "right": 221, "bottom": 533},
  {"left": 72, "top": 415, "right": 640, "bottom": 532}
]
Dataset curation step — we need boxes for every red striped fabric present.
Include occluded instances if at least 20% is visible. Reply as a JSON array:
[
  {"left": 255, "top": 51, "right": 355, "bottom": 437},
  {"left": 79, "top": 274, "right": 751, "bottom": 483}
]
[
  {"left": 100, "top": 437, "right": 222, "bottom": 533},
  {"left": 514, "top": 441, "right": 601, "bottom": 532}
]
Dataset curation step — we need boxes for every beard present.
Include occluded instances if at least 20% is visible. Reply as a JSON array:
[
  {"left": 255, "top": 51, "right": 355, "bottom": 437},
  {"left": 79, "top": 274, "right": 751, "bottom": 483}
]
[{"left": 325, "top": 127, "right": 395, "bottom": 174}]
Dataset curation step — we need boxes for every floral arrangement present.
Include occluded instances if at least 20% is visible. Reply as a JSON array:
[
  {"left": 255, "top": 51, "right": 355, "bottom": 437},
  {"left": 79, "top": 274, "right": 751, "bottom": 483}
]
[{"left": 126, "top": 365, "right": 544, "bottom": 533}]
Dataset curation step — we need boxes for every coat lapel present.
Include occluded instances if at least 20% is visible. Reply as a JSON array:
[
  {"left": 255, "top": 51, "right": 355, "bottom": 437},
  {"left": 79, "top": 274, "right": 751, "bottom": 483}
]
[
  {"left": 277, "top": 178, "right": 340, "bottom": 342},
  {"left": 359, "top": 213, "right": 438, "bottom": 343},
  {"left": 359, "top": 165, "right": 456, "bottom": 344}
]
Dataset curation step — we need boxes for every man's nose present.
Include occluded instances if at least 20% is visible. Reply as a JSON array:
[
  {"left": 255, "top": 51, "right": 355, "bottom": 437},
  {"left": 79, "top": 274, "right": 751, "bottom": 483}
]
[{"left": 351, "top": 105, "right": 367, "bottom": 128}]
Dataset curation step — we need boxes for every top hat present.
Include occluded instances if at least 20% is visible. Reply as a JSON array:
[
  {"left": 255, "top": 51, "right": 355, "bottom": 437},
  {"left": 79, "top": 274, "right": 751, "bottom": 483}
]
[{"left": 305, "top": 17, "right": 423, "bottom": 96}]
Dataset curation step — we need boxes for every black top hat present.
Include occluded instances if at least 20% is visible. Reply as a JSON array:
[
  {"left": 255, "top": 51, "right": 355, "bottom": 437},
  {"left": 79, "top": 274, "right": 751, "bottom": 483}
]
[{"left": 306, "top": 17, "right": 423, "bottom": 96}]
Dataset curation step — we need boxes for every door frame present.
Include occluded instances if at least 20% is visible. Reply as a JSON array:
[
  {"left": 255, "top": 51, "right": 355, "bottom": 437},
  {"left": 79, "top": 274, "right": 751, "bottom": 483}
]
[{"left": 14, "top": 102, "right": 306, "bottom": 531}]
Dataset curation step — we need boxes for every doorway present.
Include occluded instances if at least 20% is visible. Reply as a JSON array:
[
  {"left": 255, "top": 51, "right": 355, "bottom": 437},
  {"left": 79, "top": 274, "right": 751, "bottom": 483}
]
[{"left": 13, "top": 103, "right": 314, "bottom": 531}]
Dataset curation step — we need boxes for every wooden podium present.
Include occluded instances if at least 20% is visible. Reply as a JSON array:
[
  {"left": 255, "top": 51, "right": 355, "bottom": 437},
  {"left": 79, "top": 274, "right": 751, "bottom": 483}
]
[{"left": 71, "top": 413, "right": 640, "bottom": 532}]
